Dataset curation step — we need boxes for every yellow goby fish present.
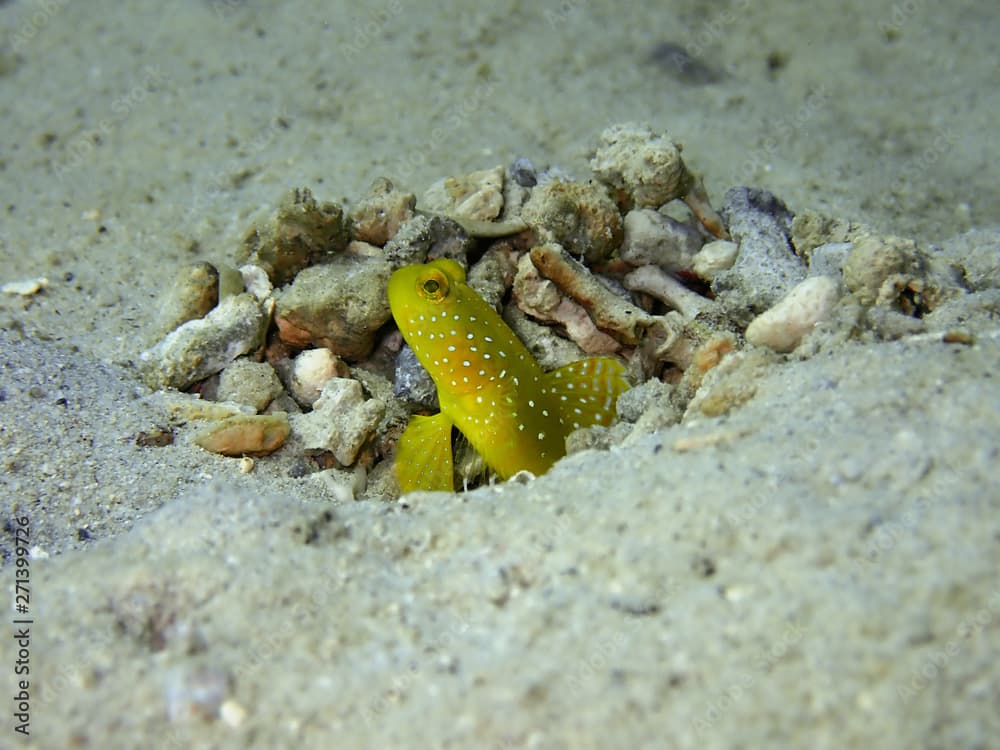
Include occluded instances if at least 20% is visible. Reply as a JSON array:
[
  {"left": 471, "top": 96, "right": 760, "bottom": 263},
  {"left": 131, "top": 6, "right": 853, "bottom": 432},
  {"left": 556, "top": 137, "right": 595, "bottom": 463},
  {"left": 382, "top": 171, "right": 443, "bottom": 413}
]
[{"left": 388, "top": 258, "right": 630, "bottom": 492}]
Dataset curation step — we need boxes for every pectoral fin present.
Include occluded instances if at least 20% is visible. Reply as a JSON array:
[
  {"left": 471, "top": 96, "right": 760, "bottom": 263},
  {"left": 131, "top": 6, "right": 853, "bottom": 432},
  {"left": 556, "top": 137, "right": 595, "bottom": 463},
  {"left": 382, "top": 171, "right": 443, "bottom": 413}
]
[{"left": 395, "top": 412, "right": 455, "bottom": 493}]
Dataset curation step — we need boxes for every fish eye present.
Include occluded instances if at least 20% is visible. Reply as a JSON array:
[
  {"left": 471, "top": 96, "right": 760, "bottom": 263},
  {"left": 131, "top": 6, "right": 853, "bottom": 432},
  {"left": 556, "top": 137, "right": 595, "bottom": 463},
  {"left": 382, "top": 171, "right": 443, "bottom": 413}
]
[{"left": 418, "top": 270, "right": 449, "bottom": 301}]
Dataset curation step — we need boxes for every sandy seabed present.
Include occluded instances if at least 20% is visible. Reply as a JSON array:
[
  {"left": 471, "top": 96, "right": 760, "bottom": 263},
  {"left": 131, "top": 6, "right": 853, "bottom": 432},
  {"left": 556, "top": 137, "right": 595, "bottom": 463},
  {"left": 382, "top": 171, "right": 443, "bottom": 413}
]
[{"left": 1, "top": 1, "right": 998, "bottom": 748}]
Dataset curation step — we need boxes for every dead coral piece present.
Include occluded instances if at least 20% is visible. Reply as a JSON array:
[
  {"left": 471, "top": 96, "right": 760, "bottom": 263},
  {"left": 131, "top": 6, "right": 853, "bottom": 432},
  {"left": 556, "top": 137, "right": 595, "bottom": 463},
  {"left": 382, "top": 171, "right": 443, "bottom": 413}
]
[
  {"left": 466, "top": 244, "right": 519, "bottom": 309},
  {"left": 141, "top": 293, "right": 268, "bottom": 390},
  {"left": 290, "top": 378, "right": 385, "bottom": 466},
  {"left": 790, "top": 209, "right": 865, "bottom": 262},
  {"left": 157, "top": 262, "right": 219, "bottom": 336},
  {"left": 591, "top": 122, "right": 692, "bottom": 210},
  {"left": 529, "top": 243, "right": 654, "bottom": 345},
  {"left": 520, "top": 179, "right": 623, "bottom": 264},
  {"left": 194, "top": 413, "right": 290, "bottom": 456},
  {"left": 624, "top": 264, "right": 716, "bottom": 319},
  {"left": 421, "top": 165, "right": 505, "bottom": 222},
  {"left": 238, "top": 188, "right": 348, "bottom": 285},
  {"left": 745, "top": 275, "right": 840, "bottom": 353},
  {"left": 274, "top": 255, "right": 393, "bottom": 361},
  {"left": 349, "top": 177, "right": 416, "bottom": 246},
  {"left": 513, "top": 254, "right": 621, "bottom": 355}
]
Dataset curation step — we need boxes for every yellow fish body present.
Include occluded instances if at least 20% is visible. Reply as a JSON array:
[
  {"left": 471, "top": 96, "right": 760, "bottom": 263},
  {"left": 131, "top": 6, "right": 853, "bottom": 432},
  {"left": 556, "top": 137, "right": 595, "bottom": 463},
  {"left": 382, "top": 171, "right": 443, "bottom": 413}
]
[{"left": 388, "top": 258, "right": 630, "bottom": 492}]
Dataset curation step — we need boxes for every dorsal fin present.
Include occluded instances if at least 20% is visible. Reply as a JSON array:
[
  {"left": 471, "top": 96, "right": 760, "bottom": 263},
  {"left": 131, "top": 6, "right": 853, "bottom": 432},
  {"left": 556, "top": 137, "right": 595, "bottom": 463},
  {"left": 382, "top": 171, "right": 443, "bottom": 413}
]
[{"left": 545, "top": 356, "right": 630, "bottom": 431}]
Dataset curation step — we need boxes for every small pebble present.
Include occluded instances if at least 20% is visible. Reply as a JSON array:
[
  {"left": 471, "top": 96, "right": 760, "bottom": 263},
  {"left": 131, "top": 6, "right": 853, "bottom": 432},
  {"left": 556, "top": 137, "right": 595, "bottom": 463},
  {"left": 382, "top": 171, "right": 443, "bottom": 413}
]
[
  {"left": 216, "top": 358, "right": 284, "bottom": 413},
  {"left": 2, "top": 277, "right": 49, "bottom": 296},
  {"left": 157, "top": 264, "right": 219, "bottom": 336},
  {"left": 164, "top": 664, "right": 232, "bottom": 722},
  {"left": 509, "top": 157, "right": 538, "bottom": 187},
  {"left": 289, "top": 348, "right": 351, "bottom": 406},
  {"left": 393, "top": 345, "right": 439, "bottom": 409},
  {"left": 691, "top": 240, "right": 738, "bottom": 282},
  {"left": 219, "top": 699, "right": 248, "bottom": 728}
]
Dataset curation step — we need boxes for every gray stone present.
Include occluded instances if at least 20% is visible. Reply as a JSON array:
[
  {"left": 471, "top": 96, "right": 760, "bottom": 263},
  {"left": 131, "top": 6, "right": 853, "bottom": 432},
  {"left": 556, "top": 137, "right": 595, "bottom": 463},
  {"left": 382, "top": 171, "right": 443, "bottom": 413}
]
[
  {"left": 712, "top": 187, "right": 807, "bottom": 326},
  {"left": 393, "top": 345, "right": 438, "bottom": 410},
  {"left": 620, "top": 208, "right": 703, "bottom": 271},
  {"left": 273, "top": 255, "right": 393, "bottom": 361}
]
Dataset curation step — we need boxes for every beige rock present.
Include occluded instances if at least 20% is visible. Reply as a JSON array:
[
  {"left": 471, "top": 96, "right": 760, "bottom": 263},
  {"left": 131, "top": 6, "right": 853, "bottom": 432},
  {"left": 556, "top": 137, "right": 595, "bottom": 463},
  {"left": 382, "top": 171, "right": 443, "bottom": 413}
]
[
  {"left": 745, "top": 276, "right": 840, "bottom": 353},
  {"left": 291, "top": 378, "right": 385, "bottom": 466},
  {"left": 157, "top": 262, "right": 218, "bottom": 335},
  {"left": 216, "top": 358, "right": 284, "bottom": 412},
  {"left": 590, "top": 123, "right": 692, "bottom": 210},
  {"left": 349, "top": 177, "right": 416, "bottom": 246},
  {"left": 273, "top": 255, "right": 393, "bottom": 361},
  {"left": 140, "top": 293, "right": 268, "bottom": 390},
  {"left": 421, "top": 165, "right": 505, "bottom": 222},
  {"left": 520, "top": 179, "right": 623, "bottom": 264}
]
